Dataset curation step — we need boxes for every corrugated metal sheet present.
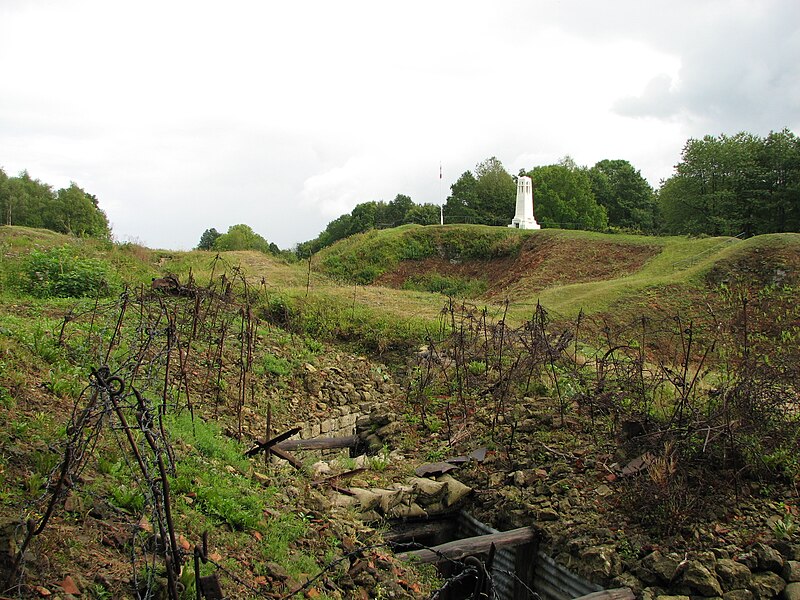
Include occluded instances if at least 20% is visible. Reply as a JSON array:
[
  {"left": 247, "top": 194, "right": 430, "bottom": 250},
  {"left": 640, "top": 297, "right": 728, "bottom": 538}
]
[
  {"left": 458, "top": 511, "right": 517, "bottom": 600},
  {"left": 458, "top": 512, "right": 602, "bottom": 600},
  {"left": 532, "top": 551, "right": 602, "bottom": 600}
]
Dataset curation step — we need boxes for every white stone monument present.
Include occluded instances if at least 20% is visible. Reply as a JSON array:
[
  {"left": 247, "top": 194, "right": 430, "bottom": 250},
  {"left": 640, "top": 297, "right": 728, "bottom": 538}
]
[{"left": 508, "top": 175, "right": 540, "bottom": 229}]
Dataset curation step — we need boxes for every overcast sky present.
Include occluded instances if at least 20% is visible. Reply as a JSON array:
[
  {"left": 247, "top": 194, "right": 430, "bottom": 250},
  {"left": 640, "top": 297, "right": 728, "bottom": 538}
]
[{"left": 2, "top": 1, "right": 798, "bottom": 250}]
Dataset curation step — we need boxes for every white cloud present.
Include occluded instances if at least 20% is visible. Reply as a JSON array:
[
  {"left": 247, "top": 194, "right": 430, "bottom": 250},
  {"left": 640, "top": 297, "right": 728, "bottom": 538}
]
[{"left": 1, "top": 0, "right": 797, "bottom": 249}]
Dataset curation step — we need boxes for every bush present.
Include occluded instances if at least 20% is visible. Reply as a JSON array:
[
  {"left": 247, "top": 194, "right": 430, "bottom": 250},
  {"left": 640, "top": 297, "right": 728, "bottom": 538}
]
[
  {"left": 20, "top": 246, "right": 120, "bottom": 298},
  {"left": 402, "top": 273, "right": 487, "bottom": 298}
]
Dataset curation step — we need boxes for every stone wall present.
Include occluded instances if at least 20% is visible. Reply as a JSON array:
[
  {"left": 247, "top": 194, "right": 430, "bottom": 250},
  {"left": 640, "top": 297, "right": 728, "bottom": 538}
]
[
  {"left": 554, "top": 540, "right": 800, "bottom": 600},
  {"left": 284, "top": 358, "right": 403, "bottom": 456}
]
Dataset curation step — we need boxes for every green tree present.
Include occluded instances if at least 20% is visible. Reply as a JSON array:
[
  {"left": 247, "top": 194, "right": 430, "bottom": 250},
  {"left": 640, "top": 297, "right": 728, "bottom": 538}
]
[
  {"left": 474, "top": 157, "right": 516, "bottom": 225},
  {"left": 51, "top": 183, "right": 111, "bottom": 237},
  {"left": 348, "top": 201, "right": 379, "bottom": 235},
  {"left": 6, "top": 171, "right": 54, "bottom": 229},
  {"left": 758, "top": 129, "right": 800, "bottom": 233},
  {"left": 589, "top": 159, "right": 656, "bottom": 231},
  {"left": 443, "top": 158, "right": 515, "bottom": 225},
  {"left": 0, "top": 170, "right": 109, "bottom": 238},
  {"left": 197, "top": 227, "right": 221, "bottom": 250},
  {"left": 658, "top": 132, "right": 794, "bottom": 236},
  {"left": 0, "top": 168, "right": 9, "bottom": 225},
  {"left": 383, "top": 194, "right": 414, "bottom": 226},
  {"left": 527, "top": 159, "right": 607, "bottom": 230},
  {"left": 213, "top": 224, "right": 273, "bottom": 253},
  {"left": 403, "top": 203, "right": 441, "bottom": 225},
  {"left": 444, "top": 171, "right": 481, "bottom": 223}
]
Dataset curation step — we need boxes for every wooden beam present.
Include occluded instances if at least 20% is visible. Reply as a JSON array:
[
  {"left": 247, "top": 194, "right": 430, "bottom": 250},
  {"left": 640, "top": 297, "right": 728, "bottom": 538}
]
[
  {"left": 575, "top": 589, "right": 634, "bottom": 600},
  {"left": 397, "top": 526, "right": 536, "bottom": 564},
  {"left": 274, "top": 435, "right": 359, "bottom": 451}
]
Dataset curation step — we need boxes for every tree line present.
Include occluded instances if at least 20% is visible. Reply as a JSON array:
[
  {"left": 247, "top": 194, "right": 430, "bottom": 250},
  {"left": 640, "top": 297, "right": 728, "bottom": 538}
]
[
  {"left": 0, "top": 168, "right": 110, "bottom": 238},
  {"left": 293, "top": 154, "right": 657, "bottom": 256},
  {"left": 292, "top": 128, "right": 799, "bottom": 256},
  {"left": 5, "top": 128, "right": 797, "bottom": 254},
  {"left": 197, "top": 224, "right": 285, "bottom": 256},
  {"left": 659, "top": 129, "right": 800, "bottom": 236}
]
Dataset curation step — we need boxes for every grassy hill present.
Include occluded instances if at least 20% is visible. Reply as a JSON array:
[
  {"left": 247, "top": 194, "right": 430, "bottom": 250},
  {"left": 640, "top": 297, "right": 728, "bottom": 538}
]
[
  {"left": 313, "top": 224, "right": 800, "bottom": 321},
  {"left": 3, "top": 224, "right": 798, "bottom": 349},
  {"left": 1, "top": 224, "right": 799, "bottom": 598}
]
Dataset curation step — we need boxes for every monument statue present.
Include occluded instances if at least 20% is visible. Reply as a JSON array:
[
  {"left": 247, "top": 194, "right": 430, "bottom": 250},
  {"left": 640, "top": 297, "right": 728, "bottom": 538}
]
[{"left": 509, "top": 175, "right": 540, "bottom": 230}]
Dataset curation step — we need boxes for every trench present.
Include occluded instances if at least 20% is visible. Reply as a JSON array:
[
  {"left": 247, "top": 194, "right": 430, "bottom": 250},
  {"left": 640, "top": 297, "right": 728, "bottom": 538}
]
[
  {"left": 292, "top": 412, "right": 605, "bottom": 600},
  {"left": 390, "top": 511, "right": 603, "bottom": 600}
]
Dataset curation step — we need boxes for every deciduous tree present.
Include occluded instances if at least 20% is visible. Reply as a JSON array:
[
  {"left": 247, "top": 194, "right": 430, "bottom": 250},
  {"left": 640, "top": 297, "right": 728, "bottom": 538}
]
[
  {"left": 589, "top": 159, "right": 656, "bottom": 231},
  {"left": 527, "top": 159, "right": 607, "bottom": 230}
]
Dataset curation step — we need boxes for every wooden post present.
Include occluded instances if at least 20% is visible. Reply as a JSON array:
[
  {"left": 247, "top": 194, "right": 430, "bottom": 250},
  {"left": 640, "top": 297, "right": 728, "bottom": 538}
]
[{"left": 264, "top": 403, "right": 271, "bottom": 468}]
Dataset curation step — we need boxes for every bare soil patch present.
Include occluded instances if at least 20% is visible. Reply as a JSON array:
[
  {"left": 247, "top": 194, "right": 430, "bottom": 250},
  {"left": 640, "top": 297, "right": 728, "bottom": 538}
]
[{"left": 374, "top": 236, "right": 661, "bottom": 300}]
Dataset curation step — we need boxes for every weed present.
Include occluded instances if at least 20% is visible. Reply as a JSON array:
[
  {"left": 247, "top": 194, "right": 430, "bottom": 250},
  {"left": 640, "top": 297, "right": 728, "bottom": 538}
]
[
  {"left": 257, "top": 511, "right": 311, "bottom": 564},
  {"left": 97, "top": 457, "right": 125, "bottom": 478},
  {"left": 467, "top": 360, "right": 487, "bottom": 376},
  {"left": 257, "top": 354, "right": 292, "bottom": 377},
  {"left": 0, "top": 385, "right": 15, "bottom": 409},
  {"left": 369, "top": 447, "right": 391, "bottom": 471},
  {"left": 19, "top": 246, "right": 120, "bottom": 299},
  {"left": 111, "top": 485, "right": 146, "bottom": 514},
  {"left": 337, "top": 456, "right": 358, "bottom": 471},
  {"left": 425, "top": 415, "right": 444, "bottom": 434},
  {"left": 86, "top": 582, "right": 113, "bottom": 599},
  {"left": 773, "top": 510, "right": 796, "bottom": 540},
  {"left": 10, "top": 417, "right": 30, "bottom": 438},
  {"left": 26, "top": 472, "right": 47, "bottom": 495},
  {"left": 31, "top": 450, "right": 59, "bottom": 476},
  {"left": 425, "top": 447, "right": 447, "bottom": 462}
]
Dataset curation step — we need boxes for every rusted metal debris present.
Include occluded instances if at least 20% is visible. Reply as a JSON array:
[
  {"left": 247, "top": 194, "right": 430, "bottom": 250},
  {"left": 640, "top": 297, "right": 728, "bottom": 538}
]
[
  {"left": 576, "top": 588, "right": 635, "bottom": 600},
  {"left": 414, "top": 447, "right": 488, "bottom": 477},
  {"left": 274, "top": 435, "right": 359, "bottom": 452},
  {"left": 311, "top": 468, "right": 366, "bottom": 487},
  {"left": 269, "top": 446, "right": 303, "bottom": 469},
  {"left": 414, "top": 462, "right": 460, "bottom": 477},
  {"left": 617, "top": 452, "right": 655, "bottom": 477},
  {"left": 244, "top": 427, "right": 302, "bottom": 457}
]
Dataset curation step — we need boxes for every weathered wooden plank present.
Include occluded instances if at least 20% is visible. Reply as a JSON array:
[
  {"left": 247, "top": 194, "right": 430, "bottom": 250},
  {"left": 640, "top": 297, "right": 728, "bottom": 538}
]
[
  {"left": 397, "top": 526, "right": 536, "bottom": 564},
  {"left": 274, "top": 435, "right": 359, "bottom": 451},
  {"left": 574, "top": 588, "right": 634, "bottom": 600}
]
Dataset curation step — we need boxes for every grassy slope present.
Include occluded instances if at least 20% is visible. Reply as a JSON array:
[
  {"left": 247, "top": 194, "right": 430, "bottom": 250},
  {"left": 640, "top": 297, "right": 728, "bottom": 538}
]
[
  {"left": 1, "top": 225, "right": 799, "bottom": 597},
  {"left": 312, "top": 225, "right": 800, "bottom": 323},
  {"left": 4, "top": 224, "right": 798, "bottom": 331},
  {"left": 0, "top": 226, "right": 436, "bottom": 598}
]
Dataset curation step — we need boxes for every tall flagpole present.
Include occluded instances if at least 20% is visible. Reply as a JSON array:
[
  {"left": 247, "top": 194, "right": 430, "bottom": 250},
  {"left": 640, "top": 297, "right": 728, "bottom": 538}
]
[{"left": 439, "top": 161, "right": 444, "bottom": 225}]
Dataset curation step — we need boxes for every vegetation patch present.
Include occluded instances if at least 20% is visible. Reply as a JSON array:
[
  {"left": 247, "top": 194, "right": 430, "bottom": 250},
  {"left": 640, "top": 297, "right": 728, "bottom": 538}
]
[
  {"left": 316, "top": 224, "right": 528, "bottom": 285},
  {"left": 401, "top": 272, "right": 488, "bottom": 298},
  {"left": 16, "top": 245, "right": 121, "bottom": 298}
]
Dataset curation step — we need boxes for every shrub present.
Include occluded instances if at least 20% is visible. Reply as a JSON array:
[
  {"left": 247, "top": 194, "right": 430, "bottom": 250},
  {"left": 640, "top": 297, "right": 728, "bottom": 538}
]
[
  {"left": 402, "top": 273, "right": 487, "bottom": 298},
  {"left": 20, "top": 246, "right": 120, "bottom": 298}
]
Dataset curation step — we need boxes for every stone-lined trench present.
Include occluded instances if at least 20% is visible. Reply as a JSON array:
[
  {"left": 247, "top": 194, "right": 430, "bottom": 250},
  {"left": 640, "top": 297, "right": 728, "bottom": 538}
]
[{"left": 276, "top": 358, "right": 800, "bottom": 600}]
